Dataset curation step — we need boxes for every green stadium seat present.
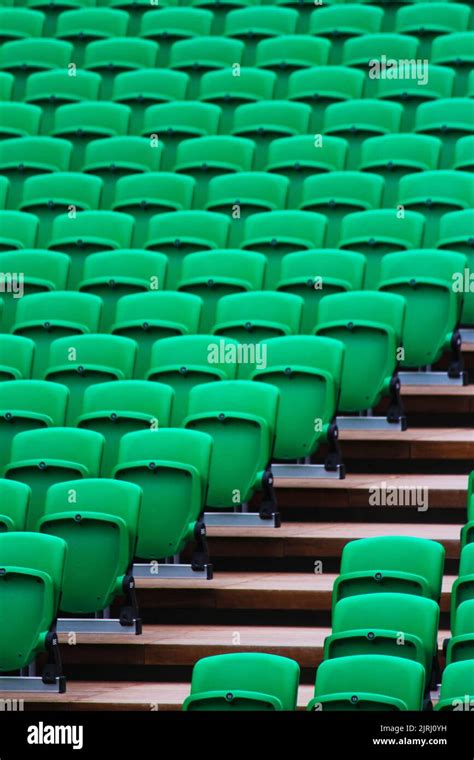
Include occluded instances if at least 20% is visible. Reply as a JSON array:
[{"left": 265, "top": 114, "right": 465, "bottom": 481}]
[
  {"left": 112, "top": 68, "right": 190, "bottom": 110},
  {"left": 0, "top": 210, "right": 39, "bottom": 250},
  {"left": 39, "top": 478, "right": 142, "bottom": 633},
  {"left": 111, "top": 291, "right": 202, "bottom": 378},
  {"left": 178, "top": 250, "right": 266, "bottom": 332},
  {"left": 0, "top": 532, "right": 67, "bottom": 692},
  {"left": 374, "top": 64, "right": 455, "bottom": 103},
  {"left": 415, "top": 99, "right": 474, "bottom": 135},
  {"left": 435, "top": 662, "right": 474, "bottom": 710},
  {"left": 113, "top": 428, "right": 213, "bottom": 578},
  {"left": 310, "top": 5, "right": 383, "bottom": 64},
  {"left": 288, "top": 66, "right": 365, "bottom": 105},
  {"left": 0, "top": 138, "right": 73, "bottom": 207},
  {"left": 213, "top": 291, "right": 303, "bottom": 379},
  {"left": 432, "top": 32, "right": 474, "bottom": 65},
  {"left": 224, "top": 7, "right": 298, "bottom": 39},
  {"left": 140, "top": 7, "right": 213, "bottom": 41},
  {"left": 78, "top": 249, "right": 167, "bottom": 331},
  {"left": 315, "top": 291, "right": 406, "bottom": 426},
  {"left": 199, "top": 68, "right": 276, "bottom": 104},
  {"left": 450, "top": 543, "right": 474, "bottom": 617},
  {"left": 0, "top": 335, "right": 35, "bottom": 381},
  {"left": 4, "top": 427, "right": 104, "bottom": 532},
  {"left": 52, "top": 101, "right": 131, "bottom": 138},
  {"left": 461, "top": 472, "right": 474, "bottom": 546},
  {"left": 184, "top": 379, "right": 280, "bottom": 525},
  {"left": 232, "top": 100, "right": 311, "bottom": 138},
  {"left": 0, "top": 176, "right": 9, "bottom": 209},
  {"left": 0, "top": 103, "right": 42, "bottom": 138},
  {"left": 339, "top": 209, "right": 425, "bottom": 289},
  {"left": 174, "top": 136, "right": 255, "bottom": 186},
  {"left": 0, "top": 250, "right": 70, "bottom": 330},
  {"left": 251, "top": 335, "right": 344, "bottom": 476},
  {"left": 0, "top": 8, "right": 45, "bottom": 42},
  {"left": 395, "top": 3, "right": 470, "bottom": 50},
  {"left": 255, "top": 35, "right": 331, "bottom": 72},
  {"left": 0, "top": 72, "right": 14, "bottom": 100},
  {"left": 77, "top": 380, "right": 173, "bottom": 476},
  {"left": 48, "top": 210, "right": 135, "bottom": 287},
  {"left": 83, "top": 37, "right": 159, "bottom": 98},
  {"left": 55, "top": 9, "right": 130, "bottom": 42},
  {"left": 0, "top": 380, "right": 69, "bottom": 471},
  {"left": 454, "top": 135, "right": 474, "bottom": 171},
  {"left": 169, "top": 36, "right": 245, "bottom": 71},
  {"left": 326, "top": 593, "right": 439, "bottom": 685},
  {"left": 446, "top": 600, "right": 474, "bottom": 664},
  {"left": 12, "top": 291, "right": 102, "bottom": 380},
  {"left": 45, "top": 334, "right": 137, "bottom": 425},
  {"left": 0, "top": 480, "right": 30, "bottom": 532},
  {"left": 333, "top": 536, "right": 445, "bottom": 612},
  {"left": 0, "top": 38, "right": 73, "bottom": 76},
  {"left": 183, "top": 653, "right": 300, "bottom": 711},
  {"left": 277, "top": 249, "right": 366, "bottom": 334},
  {"left": 266, "top": 135, "right": 348, "bottom": 175},
  {"left": 25, "top": 68, "right": 101, "bottom": 105},
  {"left": 343, "top": 33, "right": 419, "bottom": 68},
  {"left": 308, "top": 654, "right": 425, "bottom": 711},
  {"left": 145, "top": 210, "right": 230, "bottom": 287},
  {"left": 242, "top": 210, "right": 327, "bottom": 288},
  {"left": 146, "top": 334, "right": 239, "bottom": 426},
  {"left": 378, "top": 250, "right": 467, "bottom": 382},
  {"left": 205, "top": 172, "right": 289, "bottom": 231},
  {"left": 438, "top": 210, "right": 474, "bottom": 254}
]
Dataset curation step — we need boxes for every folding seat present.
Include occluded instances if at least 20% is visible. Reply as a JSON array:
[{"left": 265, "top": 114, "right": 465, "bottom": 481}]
[
  {"left": 266, "top": 135, "right": 348, "bottom": 206},
  {"left": 212, "top": 291, "right": 303, "bottom": 379},
  {"left": 435, "top": 661, "right": 474, "bottom": 710},
  {"left": 415, "top": 99, "right": 474, "bottom": 168},
  {"left": 45, "top": 333, "right": 137, "bottom": 425},
  {"left": 111, "top": 291, "right": 202, "bottom": 378},
  {"left": 307, "top": 655, "right": 425, "bottom": 711},
  {"left": 0, "top": 380, "right": 69, "bottom": 471},
  {"left": 378, "top": 250, "right": 467, "bottom": 384},
  {"left": 199, "top": 68, "right": 276, "bottom": 105},
  {"left": 39, "top": 478, "right": 142, "bottom": 633},
  {"left": 332, "top": 536, "right": 445, "bottom": 611},
  {"left": 184, "top": 380, "right": 280, "bottom": 525},
  {"left": 25, "top": 69, "right": 102, "bottom": 134},
  {"left": 374, "top": 66, "right": 455, "bottom": 127},
  {"left": 339, "top": 209, "right": 425, "bottom": 289},
  {"left": 78, "top": 250, "right": 168, "bottom": 331},
  {"left": 146, "top": 334, "right": 240, "bottom": 426},
  {"left": 432, "top": 32, "right": 474, "bottom": 96},
  {"left": 113, "top": 428, "right": 214, "bottom": 578},
  {"left": 0, "top": 103, "right": 42, "bottom": 139},
  {"left": 0, "top": 39, "right": 74, "bottom": 101},
  {"left": 277, "top": 250, "right": 366, "bottom": 334},
  {"left": 232, "top": 102, "right": 311, "bottom": 168},
  {"left": 242, "top": 210, "right": 327, "bottom": 289},
  {"left": 84, "top": 38, "right": 159, "bottom": 99},
  {"left": 48, "top": 210, "right": 135, "bottom": 287},
  {"left": 145, "top": 210, "right": 230, "bottom": 287},
  {"left": 178, "top": 250, "right": 266, "bottom": 332},
  {"left": 395, "top": 3, "right": 471, "bottom": 59},
  {"left": 323, "top": 100, "right": 404, "bottom": 169},
  {"left": 461, "top": 471, "right": 474, "bottom": 547},
  {"left": 251, "top": 335, "right": 344, "bottom": 477},
  {"left": 299, "top": 172, "right": 384, "bottom": 246},
  {"left": 141, "top": 101, "right": 222, "bottom": 171},
  {"left": 342, "top": 33, "right": 419, "bottom": 70},
  {"left": 445, "top": 600, "right": 474, "bottom": 664},
  {"left": 0, "top": 177, "right": 9, "bottom": 210},
  {"left": 12, "top": 292, "right": 101, "bottom": 380},
  {"left": 310, "top": 5, "right": 384, "bottom": 65},
  {"left": 4, "top": 427, "right": 104, "bottom": 532},
  {"left": 183, "top": 653, "right": 300, "bottom": 711},
  {"left": 112, "top": 173, "right": 195, "bottom": 247},
  {"left": 359, "top": 134, "right": 441, "bottom": 206},
  {"left": 454, "top": 135, "right": 474, "bottom": 171},
  {"left": 205, "top": 173, "right": 289, "bottom": 247},
  {"left": 169, "top": 38, "right": 245, "bottom": 97},
  {"left": 77, "top": 380, "right": 174, "bottom": 476},
  {"left": 82, "top": 136, "right": 162, "bottom": 208},
  {"left": 0, "top": 532, "right": 67, "bottom": 692},
  {"left": 287, "top": 66, "right": 365, "bottom": 107},
  {"left": 436, "top": 211, "right": 474, "bottom": 333},
  {"left": 315, "top": 291, "right": 407, "bottom": 428},
  {"left": 0, "top": 138, "right": 73, "bottom": 210},
  {"left": 0, "top": 72, "right": 14, "bottom": 101},
  {"left": 326, "top": 593, "right": 439, "bottom": 688},
  {"left": 0, "top": 211, "right": 39, "bottom": 253},
  {"left": 19, "top": 172, "right": 103, "bottom": 247},
  {"left": 0, "top": 480, "right": 30, "bottom": 533},
  {"left": 55, "top": 9, "right": 130, "bottom": 66},
  {"left": 224, "top": 6, "right": 298, "bottom": 63},
  {"left": 450, "top": 544, "right": 474, "bottom": 618},
  {"left": 0, "top": 8, "right": 45, "bottom": 42},
  {"left": 175, "top": 137, "right": 256, "bottom": 206},
  {"left": 255, "top": 35, "right": 331, "bottom": 76},
  {"left": 112, "top": 69, "right": 190, "bottom": 122},
  {"left": 0, "top": 335, "right": 35, "bottom": 381},
  {"left": 140, "top": 7, "right": 213, "bottom": 59},
  {"left": 398, "top": 170, "right": 474, "bottom": 246},
  {"left": 0, "top": 250, "right": 70, "bottom": 330}
]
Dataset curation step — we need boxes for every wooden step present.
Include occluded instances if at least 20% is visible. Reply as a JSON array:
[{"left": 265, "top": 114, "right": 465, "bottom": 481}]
[
  {"left": 273, "top": 473, "right": 467, "bottom": 510},
  {"left": 206, "top": 522, "right": 462, "bottom": 560},
  {"left": 398, "top": 384, "right": 474, "bottom": 416},
  {"left": 58, "top": 624, "right": 450, "bottom": 669},
  {"left": 338, "top": 428, "right": 474, "bottom": 461},
  {"left": 135, "top": 572, "right": 456, "bottom": 613}
]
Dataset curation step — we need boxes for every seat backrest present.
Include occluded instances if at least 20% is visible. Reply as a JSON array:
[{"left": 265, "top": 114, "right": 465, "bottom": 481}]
[
  {"left": 0, "top": 335, "right": 35, "bottom": 380},
  {"left": 0, "top": 479, "right": 30, "bottom": 532},
  {"left": 437, "top": 662, "right": 474, "bottom": 709}
]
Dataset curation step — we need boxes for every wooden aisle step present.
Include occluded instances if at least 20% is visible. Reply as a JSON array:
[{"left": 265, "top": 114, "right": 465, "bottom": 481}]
[
  {"left": 339, "top": 428, "right": 474, "bottom": 460},
  {"left": 399, "top": 384, "right": 474, "bottom": 415},
  {"left": 135, "top": 572, "right": 456, "bottom": 613},
  {"left": 273, "top": 473, "right": 467, "bottom": 509},
  {"left": 206, "top": 522, "right": 462, "bottom": 560},
  {"left": 58, "top": 624, "right": 450, "bottom": 669}
]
